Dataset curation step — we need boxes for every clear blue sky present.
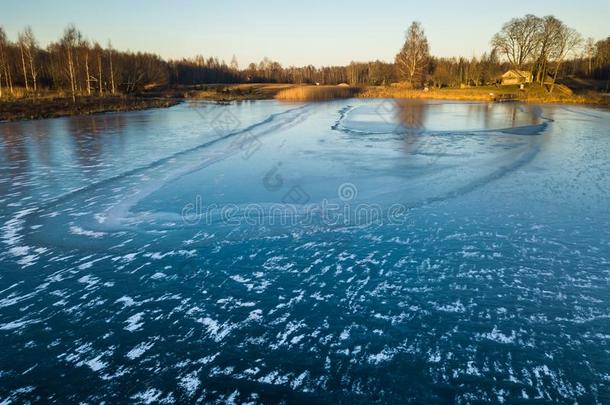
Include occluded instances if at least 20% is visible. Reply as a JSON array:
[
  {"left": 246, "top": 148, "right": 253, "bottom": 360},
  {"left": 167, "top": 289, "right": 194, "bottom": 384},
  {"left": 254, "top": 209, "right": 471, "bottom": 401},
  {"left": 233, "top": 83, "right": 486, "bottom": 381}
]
[{"left": 2, "top": 0, "right": 609, "bottom": 67}]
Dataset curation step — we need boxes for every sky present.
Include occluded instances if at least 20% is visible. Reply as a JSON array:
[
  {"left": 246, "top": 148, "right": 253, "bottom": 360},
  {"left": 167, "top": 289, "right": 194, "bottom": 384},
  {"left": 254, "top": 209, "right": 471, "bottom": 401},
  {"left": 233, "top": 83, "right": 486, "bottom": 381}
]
[{"left": 2, "top": 0, "right": 609, "bottom": 67}]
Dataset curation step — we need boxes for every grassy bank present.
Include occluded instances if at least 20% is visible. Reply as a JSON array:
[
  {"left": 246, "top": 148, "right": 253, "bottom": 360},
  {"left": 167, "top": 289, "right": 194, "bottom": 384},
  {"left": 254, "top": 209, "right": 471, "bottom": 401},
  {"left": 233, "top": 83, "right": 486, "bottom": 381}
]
[
  {"left": 360, "top": 84, "right": 610, "bottom": 106},
  {"left": 2, "top": 83, "right": 607, "bottom": 123},
  {"left": 190, "top": 83, "right": 608, "bottom": 106},
  {"left": 0, "top": 96, "right": 181, "bottom": 122}
]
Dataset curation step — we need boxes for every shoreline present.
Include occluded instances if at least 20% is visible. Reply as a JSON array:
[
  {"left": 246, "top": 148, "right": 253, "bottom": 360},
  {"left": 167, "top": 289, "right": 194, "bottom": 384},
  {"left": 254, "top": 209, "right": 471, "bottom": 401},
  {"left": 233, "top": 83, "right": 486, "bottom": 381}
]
[
  {"left": 357, "top": 93, "right": 610, "bottom": 110},
  {"left": 195, "top": 83, "right": 610, "bottom": 107},
  {"left": 1, "top": 85, "right": 608, "bottom": 122},
  {"left": 358, "top": 85, "right": 610, "bottom": 108},
  {"left": 0, "top": 96, "right": 182, "bottom": 123}
]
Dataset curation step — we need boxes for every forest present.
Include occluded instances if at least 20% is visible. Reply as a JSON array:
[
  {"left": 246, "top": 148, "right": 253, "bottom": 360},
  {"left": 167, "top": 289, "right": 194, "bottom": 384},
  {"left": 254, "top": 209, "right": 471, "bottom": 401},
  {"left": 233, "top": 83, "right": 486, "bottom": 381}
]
[{"left": 0, "top": 16, "right": 609, "bottom": 101}]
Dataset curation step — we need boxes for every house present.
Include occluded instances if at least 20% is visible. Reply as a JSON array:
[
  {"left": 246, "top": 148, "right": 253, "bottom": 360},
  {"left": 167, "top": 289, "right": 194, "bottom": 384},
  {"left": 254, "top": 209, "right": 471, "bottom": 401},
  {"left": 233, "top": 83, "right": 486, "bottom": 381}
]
[
  {"left": 501, "top": 70, "right": 533, "bottom": 86},
  {"left": 541, "top": 74, "right": 555, "bottom": 85}
]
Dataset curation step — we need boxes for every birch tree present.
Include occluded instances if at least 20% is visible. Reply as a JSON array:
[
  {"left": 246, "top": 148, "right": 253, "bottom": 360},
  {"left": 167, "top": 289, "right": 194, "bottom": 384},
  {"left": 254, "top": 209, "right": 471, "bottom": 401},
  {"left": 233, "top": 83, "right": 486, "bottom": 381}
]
[
  {"left": 93, "top": 42, "right": 104, "bottom": 95},
  {"left": 17, "top": 32, "right": 29, "bottom": 91},
  {"left": 0, "top": 27, "right": 14, "bottom": 96},
  {"left": 22, "top": 27, "right": 38, "bottom": 92},
  {"left": 61, "top": 25, "right": 80, "bottom": 102},
  {"left": 395, "top": 22, "right": 429, "bottom": 88},
  {"left": 0, "top": 27, "right": 6, "bottom": 98},
  {"left": 80, "top": 39, "right": 92, "bottom": 95},
  {"left": 584, "top": 38, "right": 596, "bottom": 77},
  {"left": 108, "top": 41, "right": 116, "bottom": 94}
]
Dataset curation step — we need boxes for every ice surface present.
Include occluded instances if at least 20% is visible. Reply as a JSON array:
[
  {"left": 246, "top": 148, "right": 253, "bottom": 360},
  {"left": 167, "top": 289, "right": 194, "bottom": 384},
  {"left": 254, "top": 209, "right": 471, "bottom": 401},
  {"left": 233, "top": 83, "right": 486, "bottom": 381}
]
[{"left": 0, "top": 100, "right": 609, "bottom": 402}]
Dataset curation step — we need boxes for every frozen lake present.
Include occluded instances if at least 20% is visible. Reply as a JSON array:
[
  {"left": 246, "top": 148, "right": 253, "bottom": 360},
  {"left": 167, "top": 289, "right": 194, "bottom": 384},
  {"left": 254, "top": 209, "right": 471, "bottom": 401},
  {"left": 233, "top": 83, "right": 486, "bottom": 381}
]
[{"left": 1, "top": 99, "right": 609, "bottom": 402}]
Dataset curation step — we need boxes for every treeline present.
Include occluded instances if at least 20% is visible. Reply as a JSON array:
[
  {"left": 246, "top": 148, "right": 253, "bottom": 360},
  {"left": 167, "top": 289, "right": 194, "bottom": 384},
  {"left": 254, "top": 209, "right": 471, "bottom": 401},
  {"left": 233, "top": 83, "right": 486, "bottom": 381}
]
[
  {"left": 0, "top": 20, "right": 609, "bottom": 100},
  {"left": 395, "top": 17, "right": 610, "bottom": 90},
  {"left": 490, "top": 15, "right": 610, "bottom": 90},
  {"left": 392, "top": 22, "right": 508, "bottom": 88},
  {"left": 0, "top": 25, "right": 167, "bottom": 100},
  {"left": 426, "top": 37, "right": 610, "bottom": 89},
  {"left": 240, "top": 58, "right": 396, "bottom": 85},
  {"left": 0, "top": 23, "right": 397, "bottom": 99},
  {"left": 428, "top": 52, "right": 507, "bottom": 88},
  {"left": 170, "top": 58, "right": 396, "bottom": 86}
]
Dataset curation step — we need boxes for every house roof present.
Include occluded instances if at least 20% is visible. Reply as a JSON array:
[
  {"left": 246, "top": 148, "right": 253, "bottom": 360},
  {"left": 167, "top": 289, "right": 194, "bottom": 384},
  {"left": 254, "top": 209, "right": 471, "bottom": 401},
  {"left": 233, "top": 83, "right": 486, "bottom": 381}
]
[{"left": 502, "top": 70, "right": 532, "bottom": 78}]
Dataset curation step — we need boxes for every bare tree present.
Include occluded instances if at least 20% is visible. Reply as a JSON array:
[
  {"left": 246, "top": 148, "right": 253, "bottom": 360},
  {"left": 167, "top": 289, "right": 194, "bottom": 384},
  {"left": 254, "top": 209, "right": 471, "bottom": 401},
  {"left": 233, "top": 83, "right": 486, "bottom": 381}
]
[
  {"left": 93, "top": 42, "right": 104, "bottom": 95},
  {"left": 22, "top": 27, "right": 38, "bottom": 93},
  {"left": 61, "top": 25, "right": 80, "bottom": 103},
  {"left": 584, "top": 37, "right": 596, "bottom": 77},
  {"left": 468, "top": 56, "right": 483, "bottom": 86},
  {"left": 0, "top": 27, "right": 6, "bottom": 98},
  {"left": 17, "top": 32, "right": 30, "bottom": 91},
  {"left": 80, "top": 39, "right": 92, "bottom": 96},
  {"left": 0, "top": 27, "right": 14, "bottom": 96},
  {"left": 597, "top": 38, "right": 610, "bottom": 91},
  {"left": 108, "top": 41, "right": 116, "bottom": 94},
  {"left": 549, "top": 25, "right": 582, "bottom": 93},
  {"left": 533, "top": 16, "right": 562, "bottom": 84},
  {"left": 492, "top": 15, "right": 541, "bottom": 68},
  {"left": 480, "top": 50, "right": 501, "bottom": 85},
  {"left": 395, "top": 21, "right": 430, "bottom": 88}
]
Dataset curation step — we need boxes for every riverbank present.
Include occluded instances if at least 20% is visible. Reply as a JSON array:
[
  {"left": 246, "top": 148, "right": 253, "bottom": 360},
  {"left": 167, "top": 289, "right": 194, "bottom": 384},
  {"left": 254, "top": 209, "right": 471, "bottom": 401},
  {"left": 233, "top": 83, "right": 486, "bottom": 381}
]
[
  {"left": 360, "top": 84, "right": 610, "bottom": 106},
  {"left": 0, "top": 86, "right": 290, "bottom": 122},
  {"left": 2, "top": 84, "right": 607, "bottom": 122},
  {"left": 196, "top": 83, "right": 609, "bottom": 106},
  {"left": 0, "top": 96, "right": 181, "bottom": 122}
]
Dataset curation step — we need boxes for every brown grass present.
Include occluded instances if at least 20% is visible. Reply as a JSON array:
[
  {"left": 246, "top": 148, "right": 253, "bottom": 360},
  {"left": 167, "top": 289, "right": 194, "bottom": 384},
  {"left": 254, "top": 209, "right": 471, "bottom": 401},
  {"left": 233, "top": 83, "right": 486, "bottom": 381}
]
[
  {"left": 275, "top": 85, "right": 360, "bottom": 101},
  {"left": 0, "top": 87, "right": 70, "bottom": 100},
  {"left": 361, "top": 85, "right": 505, "bottom": 101},
  {"left": 186, "top": 83, "right": 295, "bottom": 101},
  {"left": 360, "top": 84, "right": 605, "bottom": 106}
]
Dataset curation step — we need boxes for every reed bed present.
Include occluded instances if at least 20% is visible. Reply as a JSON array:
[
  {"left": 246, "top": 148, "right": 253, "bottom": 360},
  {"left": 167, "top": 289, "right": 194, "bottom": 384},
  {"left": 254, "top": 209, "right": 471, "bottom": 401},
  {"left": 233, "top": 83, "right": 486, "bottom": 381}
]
[{"left": 275, "top": 85, "right": 359, "bottom": 101}]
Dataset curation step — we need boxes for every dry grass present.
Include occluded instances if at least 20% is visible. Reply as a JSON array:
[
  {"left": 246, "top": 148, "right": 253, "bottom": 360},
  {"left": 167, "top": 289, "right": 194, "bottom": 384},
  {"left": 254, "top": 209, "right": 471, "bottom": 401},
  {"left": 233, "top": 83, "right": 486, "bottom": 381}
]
[
  {"left": 361, "top": 85, "right": 502, "bottom": 101},
  {"left": 275, "top": 85, "right": 360, "bottom": 101},
  {"left": 0, "top": 87, "right": 69, "bottom": 100},
  {"left": 360, "top": 84, "right": 604, "bottom": 106},
  {"left": 186, "top": 83, "right": 295, "bottom": 100}
]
